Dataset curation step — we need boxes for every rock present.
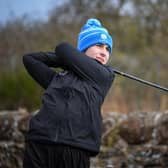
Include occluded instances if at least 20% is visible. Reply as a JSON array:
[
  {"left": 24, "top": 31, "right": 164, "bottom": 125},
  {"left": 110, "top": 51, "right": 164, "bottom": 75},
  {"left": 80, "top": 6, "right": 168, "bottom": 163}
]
[
  {"left": 154, "top": 111, "right": 168, "bottom": 145},
  {"left": 0, "top": 113, "right": 15, "bottom": 141},
  {"left": 119, "top": 112, "right": 155, "bottom": 144},
  {"left": 127, "top": 145, "right": 168, "bottom": 167},
  {"left": 0, "top": 141, "right": 24, "bottom": 168},
  {"left": 102, "top": 112, "right": 126, "bottom": 146},
  {"left": 17, "top": 112, "right": 31, "bottom": 134}
]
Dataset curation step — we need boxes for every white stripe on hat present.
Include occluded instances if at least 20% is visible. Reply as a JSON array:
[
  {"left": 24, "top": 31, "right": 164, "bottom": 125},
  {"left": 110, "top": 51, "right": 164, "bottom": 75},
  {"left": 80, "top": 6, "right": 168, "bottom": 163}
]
[
  {"left": 80, "top": 27, "right": 108, "bottom": 35},
  {"left": 79, "top": 32, "right": 101, "bottom": 43}
]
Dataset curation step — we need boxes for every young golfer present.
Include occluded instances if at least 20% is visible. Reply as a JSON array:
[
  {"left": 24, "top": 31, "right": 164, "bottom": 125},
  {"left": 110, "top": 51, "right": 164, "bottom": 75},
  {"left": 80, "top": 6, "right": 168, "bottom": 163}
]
[{"left": 23, "top": 18, "right": 115, "bottom": 168}]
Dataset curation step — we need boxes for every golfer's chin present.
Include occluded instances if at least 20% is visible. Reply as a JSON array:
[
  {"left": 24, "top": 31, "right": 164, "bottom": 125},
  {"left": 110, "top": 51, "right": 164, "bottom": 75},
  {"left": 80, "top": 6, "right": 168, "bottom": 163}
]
[{"left": 95, "top": 58, "right": 106, "bottom": 65}]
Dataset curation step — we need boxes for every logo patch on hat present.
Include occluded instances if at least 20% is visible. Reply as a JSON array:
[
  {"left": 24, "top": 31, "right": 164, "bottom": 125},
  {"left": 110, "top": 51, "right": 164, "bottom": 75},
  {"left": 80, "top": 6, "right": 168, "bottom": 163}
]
[{"left": 100, "top": 34, "right": 107, "bottom": 40}]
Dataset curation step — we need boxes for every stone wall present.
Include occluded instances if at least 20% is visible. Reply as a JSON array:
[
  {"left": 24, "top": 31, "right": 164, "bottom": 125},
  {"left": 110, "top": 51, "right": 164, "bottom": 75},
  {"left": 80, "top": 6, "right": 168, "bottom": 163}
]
[
  {"left": 0, "top": 109, "right": 30, "bottom": 168},
  {"left": 0, "top": 109, "right": 168, "bottom": 168},
  {"left": 95, "top": 111, "right": 168, "bottom": 168}
]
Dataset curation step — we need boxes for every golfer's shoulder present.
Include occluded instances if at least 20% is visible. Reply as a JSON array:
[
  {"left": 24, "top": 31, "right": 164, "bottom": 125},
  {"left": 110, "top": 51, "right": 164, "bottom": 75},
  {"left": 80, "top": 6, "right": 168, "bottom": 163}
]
[{"left": 102, "top": 64, "right": 115, "bottom": 79}]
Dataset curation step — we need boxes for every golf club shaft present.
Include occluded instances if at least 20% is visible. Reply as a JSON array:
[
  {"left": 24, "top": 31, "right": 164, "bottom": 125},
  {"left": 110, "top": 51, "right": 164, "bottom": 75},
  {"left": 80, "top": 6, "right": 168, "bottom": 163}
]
[{"left": 113, "top": 69, "right": 168, "bottom": 92}]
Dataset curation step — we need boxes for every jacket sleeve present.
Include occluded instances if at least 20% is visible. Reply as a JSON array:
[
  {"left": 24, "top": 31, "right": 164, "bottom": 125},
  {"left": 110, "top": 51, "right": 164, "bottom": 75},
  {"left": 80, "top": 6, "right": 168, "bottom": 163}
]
[
  {"left": 55, "top": 43, "right": 115, "bottom": 86},
  {"left": 23, "top": 52, "right": 60, "bottom": 89}
]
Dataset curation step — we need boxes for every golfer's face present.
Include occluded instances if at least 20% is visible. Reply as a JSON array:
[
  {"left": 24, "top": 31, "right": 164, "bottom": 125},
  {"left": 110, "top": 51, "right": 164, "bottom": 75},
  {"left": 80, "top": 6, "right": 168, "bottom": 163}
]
[{"left": 85, "top": 44, "right": 110, "bottom": 64}]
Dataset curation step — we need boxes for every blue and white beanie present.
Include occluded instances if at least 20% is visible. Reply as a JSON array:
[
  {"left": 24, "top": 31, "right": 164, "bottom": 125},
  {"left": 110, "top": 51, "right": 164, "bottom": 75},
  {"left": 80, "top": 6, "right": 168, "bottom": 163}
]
[{"left": 77, "top": 18, "right": 113, "bottom": 54}]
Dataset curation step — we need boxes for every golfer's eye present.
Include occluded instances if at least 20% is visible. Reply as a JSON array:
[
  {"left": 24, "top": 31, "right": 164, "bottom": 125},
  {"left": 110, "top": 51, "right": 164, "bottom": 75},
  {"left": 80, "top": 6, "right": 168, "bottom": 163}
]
[
  {"left": 96, "top": 44, "right": 110, "bottom": 52},
  {"left": 106, "top": 46, "right": 110, "bottom": 52}
]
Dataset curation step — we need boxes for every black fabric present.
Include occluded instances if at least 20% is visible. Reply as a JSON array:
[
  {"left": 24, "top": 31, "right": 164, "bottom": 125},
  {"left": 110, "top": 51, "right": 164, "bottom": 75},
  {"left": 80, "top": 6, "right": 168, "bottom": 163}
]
[
  {"left": 23, "top": 43, "right": 115, "bottom": 155},
  {"left": 23, "top": 141, "right": 90, "bottom": 168},
  {"left": 22, "top": 52, "right": 58, "bottom": 89}
]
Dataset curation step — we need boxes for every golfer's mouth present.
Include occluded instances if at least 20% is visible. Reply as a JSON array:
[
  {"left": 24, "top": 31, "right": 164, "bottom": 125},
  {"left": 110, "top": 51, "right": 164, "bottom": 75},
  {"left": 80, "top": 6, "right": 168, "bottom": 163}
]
[{"left": 96, "top": 56, "right": 104, "bottom": 64}]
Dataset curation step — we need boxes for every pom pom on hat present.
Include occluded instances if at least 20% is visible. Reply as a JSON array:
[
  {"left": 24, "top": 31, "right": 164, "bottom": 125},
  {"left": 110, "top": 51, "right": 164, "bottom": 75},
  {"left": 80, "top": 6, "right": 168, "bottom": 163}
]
[{"left": 77, "top": 18, "right": 113, "bottom": 54}]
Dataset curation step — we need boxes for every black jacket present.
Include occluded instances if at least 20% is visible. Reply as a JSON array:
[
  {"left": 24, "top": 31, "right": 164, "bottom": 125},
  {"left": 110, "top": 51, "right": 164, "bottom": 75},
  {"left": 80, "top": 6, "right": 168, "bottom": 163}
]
[{"left": 23, "top": 43, "right": 115, "bottom": 156}]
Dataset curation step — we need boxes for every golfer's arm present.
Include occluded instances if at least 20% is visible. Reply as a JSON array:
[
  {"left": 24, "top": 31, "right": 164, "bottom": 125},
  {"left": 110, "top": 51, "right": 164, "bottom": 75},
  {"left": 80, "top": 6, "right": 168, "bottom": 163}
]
[
  {"left": 23, "top": 52, "right": 60, "bottom": 89},
  {"left": 55, "top": 43, "right": 113, "bottom": 85}
]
